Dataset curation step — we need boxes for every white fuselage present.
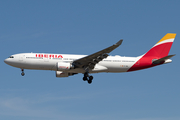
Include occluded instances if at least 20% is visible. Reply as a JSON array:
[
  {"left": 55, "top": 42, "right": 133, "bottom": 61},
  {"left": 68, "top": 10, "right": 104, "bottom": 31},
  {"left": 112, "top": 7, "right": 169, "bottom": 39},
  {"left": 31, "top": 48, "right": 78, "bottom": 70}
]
[
  {"left": 4, "top": 53, "right": 140, "bottom": 73},
  {"left": 3, "top": 33, "right": 175, "bottom": 84}
]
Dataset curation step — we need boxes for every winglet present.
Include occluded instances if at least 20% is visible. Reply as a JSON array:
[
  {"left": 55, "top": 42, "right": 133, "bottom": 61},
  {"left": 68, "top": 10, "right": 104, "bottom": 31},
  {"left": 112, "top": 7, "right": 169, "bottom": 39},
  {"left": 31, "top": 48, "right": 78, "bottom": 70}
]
[{"left": 115, "top": 39, "right": 123, "bottom": 46}]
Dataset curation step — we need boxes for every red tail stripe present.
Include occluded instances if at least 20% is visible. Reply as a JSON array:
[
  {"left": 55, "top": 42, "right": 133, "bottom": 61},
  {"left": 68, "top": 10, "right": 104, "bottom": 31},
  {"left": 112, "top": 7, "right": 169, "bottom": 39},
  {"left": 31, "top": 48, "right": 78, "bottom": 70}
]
[{"left": 128, "top": 42, "right": 173, "bottom": 72}]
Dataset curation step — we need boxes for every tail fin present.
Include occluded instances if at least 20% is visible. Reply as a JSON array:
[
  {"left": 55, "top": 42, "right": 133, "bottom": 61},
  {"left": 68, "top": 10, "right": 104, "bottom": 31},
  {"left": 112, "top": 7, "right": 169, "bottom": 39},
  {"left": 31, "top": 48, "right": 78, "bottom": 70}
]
[
  {"left": 144, "top": 33, "right": 176, "bottom": 58},
  {"left": 128, "top": 33, "right": 176, "bottom": 72}
]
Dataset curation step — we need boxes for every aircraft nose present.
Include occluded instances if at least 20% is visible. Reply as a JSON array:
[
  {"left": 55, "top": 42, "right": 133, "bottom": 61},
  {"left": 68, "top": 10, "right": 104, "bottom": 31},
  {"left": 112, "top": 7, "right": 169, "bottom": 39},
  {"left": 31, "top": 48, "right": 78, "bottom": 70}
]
[{"left": 4, "top": 58, "right": 9, "bottom": 64}]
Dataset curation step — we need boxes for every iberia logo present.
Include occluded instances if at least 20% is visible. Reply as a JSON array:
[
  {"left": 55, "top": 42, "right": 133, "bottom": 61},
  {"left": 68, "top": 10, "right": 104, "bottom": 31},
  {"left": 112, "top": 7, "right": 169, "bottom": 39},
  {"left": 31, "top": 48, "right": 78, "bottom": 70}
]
[{"left": 36, "top": 54, "right": 63, "bottom": 58}]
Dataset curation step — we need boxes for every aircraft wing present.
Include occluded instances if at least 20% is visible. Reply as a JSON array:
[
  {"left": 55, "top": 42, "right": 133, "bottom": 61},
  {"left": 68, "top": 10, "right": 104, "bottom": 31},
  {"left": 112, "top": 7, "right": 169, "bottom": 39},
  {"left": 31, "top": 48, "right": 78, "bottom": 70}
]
[{"left": 73, "top": 40, "right": 123, "bottom": 69}]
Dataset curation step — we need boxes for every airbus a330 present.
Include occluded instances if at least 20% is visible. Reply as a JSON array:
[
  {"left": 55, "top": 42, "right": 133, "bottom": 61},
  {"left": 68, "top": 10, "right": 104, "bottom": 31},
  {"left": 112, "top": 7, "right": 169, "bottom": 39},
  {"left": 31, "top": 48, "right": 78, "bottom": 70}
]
[{"left": 4, "top": 33, "right": 176, "bottom": 84}]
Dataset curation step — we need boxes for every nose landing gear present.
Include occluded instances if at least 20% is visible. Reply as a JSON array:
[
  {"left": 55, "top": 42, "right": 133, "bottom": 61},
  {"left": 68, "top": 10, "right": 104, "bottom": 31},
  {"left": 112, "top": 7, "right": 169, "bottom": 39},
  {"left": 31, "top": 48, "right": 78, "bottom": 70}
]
[{"left": 21, "top": 69, "right": 25, "bottom": 76}]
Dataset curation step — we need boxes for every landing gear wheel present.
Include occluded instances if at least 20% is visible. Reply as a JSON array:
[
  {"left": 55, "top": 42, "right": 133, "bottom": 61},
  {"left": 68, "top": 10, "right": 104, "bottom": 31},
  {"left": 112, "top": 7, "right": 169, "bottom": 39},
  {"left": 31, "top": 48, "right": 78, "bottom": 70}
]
[
  {"left": 87, "top": 76, "right": 93, "bottom": 84},
  {"left": 83, "top": 72, "right": 88, "bottom": 81},
  {"left": 88, "top": 80, "right": 92, "bottom": 84},
  {"left": 89, "top": 76, "right": 93, "bottom": 80},
  {"left": 21, "top": 72, "right": 25, "bottom": 76},
  {"left": 83, "top": 77, "right": 88, "bottom": 81},
  {"left": 21, "top": 69, "right": 25, "bottom": 76},
  {"left": 83, "top": 70, "right": 93, "bottom": 84}
]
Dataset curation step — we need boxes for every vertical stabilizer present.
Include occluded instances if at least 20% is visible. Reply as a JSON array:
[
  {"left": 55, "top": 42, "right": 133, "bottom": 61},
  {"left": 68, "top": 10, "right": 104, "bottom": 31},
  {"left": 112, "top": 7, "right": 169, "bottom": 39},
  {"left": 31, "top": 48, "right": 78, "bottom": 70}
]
[
  {"left": 144, "top": 33, "right": 176, "bottom": 58},
  {"left": 128, "top": 33, "right": 176, "bottom": 72}
]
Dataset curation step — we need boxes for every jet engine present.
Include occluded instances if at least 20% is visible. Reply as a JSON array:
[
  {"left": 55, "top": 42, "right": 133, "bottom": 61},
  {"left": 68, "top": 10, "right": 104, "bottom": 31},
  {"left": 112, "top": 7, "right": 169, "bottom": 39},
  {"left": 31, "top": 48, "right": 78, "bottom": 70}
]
[
  {"left": 56, "top": 71, "right": 77, "bottom": 77},
  {"left": 56, "top": 62, "right": 74, "bottom": 71}
]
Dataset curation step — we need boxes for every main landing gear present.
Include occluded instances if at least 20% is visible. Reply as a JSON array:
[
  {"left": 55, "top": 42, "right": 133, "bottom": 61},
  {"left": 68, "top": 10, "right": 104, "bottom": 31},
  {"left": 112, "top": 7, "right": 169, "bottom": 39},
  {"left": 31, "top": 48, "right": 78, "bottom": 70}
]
[
  {"left": 83, "top": 72, "right": 93, "bottom": 84},
  {"left": 21, "top": 69, "right": 25, "bottom": 76}
]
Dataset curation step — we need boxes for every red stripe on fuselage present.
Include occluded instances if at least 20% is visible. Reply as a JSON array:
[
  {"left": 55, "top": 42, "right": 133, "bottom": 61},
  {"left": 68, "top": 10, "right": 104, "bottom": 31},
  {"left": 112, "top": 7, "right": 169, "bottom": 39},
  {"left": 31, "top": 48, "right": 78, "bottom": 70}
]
[{"left": 128, "top": 42, "right": 173, "bottom": 72}]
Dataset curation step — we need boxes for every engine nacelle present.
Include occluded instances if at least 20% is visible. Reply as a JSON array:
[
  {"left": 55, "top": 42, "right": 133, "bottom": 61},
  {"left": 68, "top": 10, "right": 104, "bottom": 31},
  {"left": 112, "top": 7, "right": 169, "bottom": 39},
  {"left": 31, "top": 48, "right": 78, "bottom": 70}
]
[
  {"left": 57, "top": 62, "right": 74, "bottom": 71},
  {"left": 56, "top": 71, "right": 69, "bottom": 77},
  {"left": 56, "top": 71, "right": 77, "bottom": 77}
]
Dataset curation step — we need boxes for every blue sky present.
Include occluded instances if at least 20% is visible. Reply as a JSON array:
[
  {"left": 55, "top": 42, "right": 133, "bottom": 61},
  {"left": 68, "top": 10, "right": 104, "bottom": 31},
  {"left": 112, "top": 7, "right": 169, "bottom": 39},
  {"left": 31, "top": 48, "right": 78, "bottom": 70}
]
[{"left": 0, "top": 0, "right": 180, "bottom": 120}]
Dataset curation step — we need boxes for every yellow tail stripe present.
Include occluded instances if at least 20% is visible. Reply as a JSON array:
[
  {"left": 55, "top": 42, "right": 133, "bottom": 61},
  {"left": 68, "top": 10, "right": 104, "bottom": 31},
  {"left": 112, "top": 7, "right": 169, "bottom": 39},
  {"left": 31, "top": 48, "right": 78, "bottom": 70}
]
[{"left": 156, "top": 33, "right": 176, "bottom": 44}]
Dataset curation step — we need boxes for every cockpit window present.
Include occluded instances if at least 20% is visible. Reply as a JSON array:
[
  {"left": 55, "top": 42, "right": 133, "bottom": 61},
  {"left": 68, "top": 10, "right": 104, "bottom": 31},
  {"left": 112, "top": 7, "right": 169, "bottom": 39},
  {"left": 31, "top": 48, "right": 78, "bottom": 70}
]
[{"left": 9, "top": 56, "right": 14, "bottom": 58}]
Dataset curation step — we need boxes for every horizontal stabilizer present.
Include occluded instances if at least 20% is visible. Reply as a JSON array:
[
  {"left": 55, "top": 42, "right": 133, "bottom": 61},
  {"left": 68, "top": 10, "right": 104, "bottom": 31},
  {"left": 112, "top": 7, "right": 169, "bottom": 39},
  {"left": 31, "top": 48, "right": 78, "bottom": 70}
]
[{"left": 152, "top": 54, "right": 175, "bottom": 64}]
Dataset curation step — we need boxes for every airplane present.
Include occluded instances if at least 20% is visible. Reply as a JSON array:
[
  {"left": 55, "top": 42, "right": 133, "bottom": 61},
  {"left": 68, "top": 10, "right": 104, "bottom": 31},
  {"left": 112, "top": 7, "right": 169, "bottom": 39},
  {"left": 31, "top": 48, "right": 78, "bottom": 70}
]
[{"left": 4, "top": 33, "right": 176, "bottom": 84}]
